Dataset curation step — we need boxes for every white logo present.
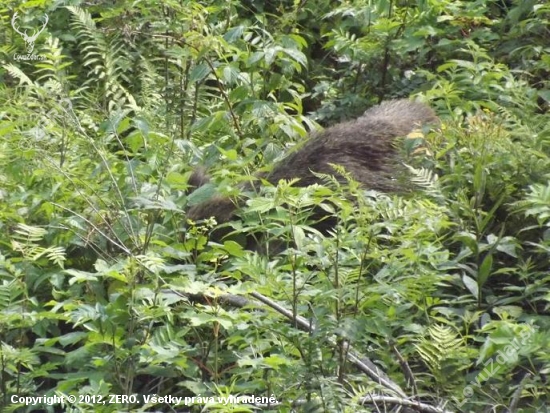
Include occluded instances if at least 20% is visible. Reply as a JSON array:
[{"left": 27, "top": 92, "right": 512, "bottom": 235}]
[{"left": 11, "top": 12, "right": 49, "bottom": 54}]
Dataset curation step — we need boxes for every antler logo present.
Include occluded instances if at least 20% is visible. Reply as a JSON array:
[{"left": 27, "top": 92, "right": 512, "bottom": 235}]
[{"left": 11, "top": 12, "right": 49, "bottom": 54}]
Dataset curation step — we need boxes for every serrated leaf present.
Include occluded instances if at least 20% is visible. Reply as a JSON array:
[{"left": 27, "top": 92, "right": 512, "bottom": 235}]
[
  {"left": 165, "top": 171, "right": 188, "bottom": 189},
  {"left": 222, "top": 240, "right": 244, "bottom": 257}
]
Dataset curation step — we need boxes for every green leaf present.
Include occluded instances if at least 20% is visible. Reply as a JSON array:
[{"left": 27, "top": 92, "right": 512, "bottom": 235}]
[
  {"left": 190, "top": 63, "right": 210, "bottom": 83},
  {"left": 478, "top": 254, "right": 493, "bottom": 287},
  {"left": 223, "top": 26, "right": 244, "bottom": 43},
  {"left": 462, "top": 274, "right": 479, "bottom": 298},
  {"left": 222, "top": 240, "right": 245, "bottom": 257},
  {"left": 166, "top": 171, "right": 189, "bottom": 189},
  {"left": 187, "top": 183, "right": 217, "bottom": 207}
]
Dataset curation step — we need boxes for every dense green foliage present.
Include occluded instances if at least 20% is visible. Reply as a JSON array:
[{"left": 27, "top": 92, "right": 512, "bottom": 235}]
[{"left": 1, "top": 0, "right": 549, "bottom": 412}]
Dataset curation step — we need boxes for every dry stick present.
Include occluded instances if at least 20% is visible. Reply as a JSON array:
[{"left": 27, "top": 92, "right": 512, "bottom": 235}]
[
  {"left": 360, "top": 395, "right": 453, "bottom": 413},
  {"left": 218, "top": 291, "right": 455, "bottom": 412},
  {"left": 248, "top": 291, "right": 405, "bottom": 397},
  {"left": 508, "top": 373, "right": 531, "bottom": 413},
  {"left": 254, "top": 394, "right": 453, "bottom": 413},
  {"left": 392, "top": 342, "right": 418, "bottom": 396},
  {"left": 170, "top": 287, "right": 453, "bottom": 412}
]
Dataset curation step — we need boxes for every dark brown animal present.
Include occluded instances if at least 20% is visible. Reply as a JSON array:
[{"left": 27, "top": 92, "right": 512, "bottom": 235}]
[
  {"left": 187, "top": 99, "right": 437, "bottom": 234},
  {"left": 187, "top": 166, "right": 211, "bottom": 190}
]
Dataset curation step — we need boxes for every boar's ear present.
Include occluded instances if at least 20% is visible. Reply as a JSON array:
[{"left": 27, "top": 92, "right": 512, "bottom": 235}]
[{"left": 188, "top": 166, "right": 211, "bottom": 190}]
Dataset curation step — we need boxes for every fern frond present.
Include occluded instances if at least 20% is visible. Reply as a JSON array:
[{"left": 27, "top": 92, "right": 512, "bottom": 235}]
[
  {"left": 404, "top": 164, "right": 439, "bottom": 189},
  {"left": 10, "top": 224, "right": 66, "bottom": 268},
  {"left": 415, "top": 324, "right": 463, "bottom": 373},
  {"left": 44, "top": 246, "right": 67, "bottom": 268},
  {"left": 3, "top": 63, "right": 33, "bottom": 85},
  {"left": 13, "top": 223, "right": 47, "bottom": 243},
  {"left": 66, "top": 6, "right": 138, "bottom": 112},
  {"left": 35, "top": 36, "right": 73, "bottom": 86}
]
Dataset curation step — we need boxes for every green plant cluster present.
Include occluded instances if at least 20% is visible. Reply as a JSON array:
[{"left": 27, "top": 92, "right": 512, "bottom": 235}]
[{"left": 0, "top": 0, "right": 549, "bottom": 412}]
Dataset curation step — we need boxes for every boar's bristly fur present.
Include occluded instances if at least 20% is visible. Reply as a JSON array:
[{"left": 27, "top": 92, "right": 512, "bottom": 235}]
[{"left": 187, "top": 99, "right": 438, "bottom": 230}]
